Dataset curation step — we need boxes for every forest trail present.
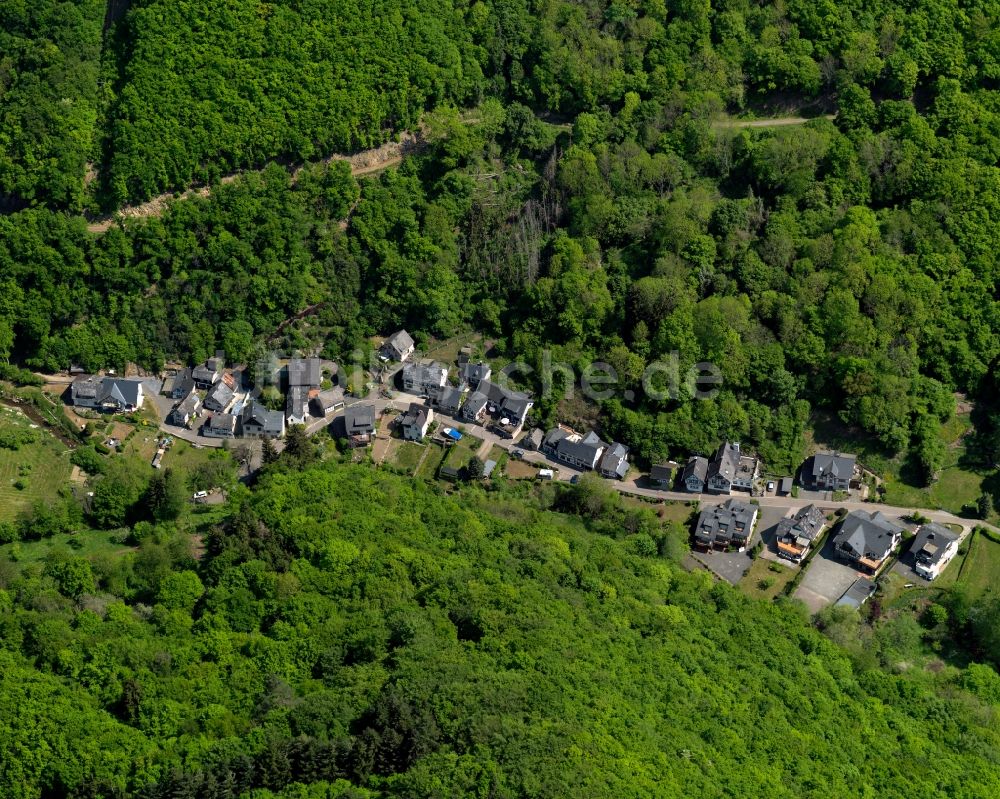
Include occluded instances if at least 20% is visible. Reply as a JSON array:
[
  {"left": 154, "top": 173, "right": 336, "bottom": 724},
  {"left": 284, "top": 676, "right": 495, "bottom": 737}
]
[
  {"left": 713, "top": 114, "right": 836, "bottom": 129},
  {"left": 85, "top": 131, "right": 424, "bottom": 233}
]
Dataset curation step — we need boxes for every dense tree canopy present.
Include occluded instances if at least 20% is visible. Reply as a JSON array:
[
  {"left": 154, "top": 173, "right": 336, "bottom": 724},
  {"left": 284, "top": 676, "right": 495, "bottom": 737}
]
[{"left": 2, "top": 463, "right": 1000, "bottom": 798}]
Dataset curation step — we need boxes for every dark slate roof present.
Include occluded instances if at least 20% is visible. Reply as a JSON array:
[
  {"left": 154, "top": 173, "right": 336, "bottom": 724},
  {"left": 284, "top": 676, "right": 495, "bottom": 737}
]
[
  {"left": 432, "top": 385, "right": 463, "bottom": 411},
  {"left": 192, "top": 362, "right": 219, "bottom": 383},
  {"left": 695, "top": 499, "right": 757, "bottom": 545},
  {"left": 912, "top": 523, "right": 960, "bottom": 568},
  {"left": 836, "top": 577, "right": 877, "bottom": 608},
  {"left": 776, "top": 504, "right": 825, "bottom": 546},
  {"left": 286, "top": 385, "right": 308, "bottom": 418},
  {"left": 403, "top": 361, "right": 448, "bottom": 387},
  {"left": 707, "top": 442, "right": 741, "bottom": 484},
  {"left": 101, "top": 378, "right": 144, "bottom": 408},
  {"left": 174, "top": 389, "right": 201, "bottom": 417},
  {"left": 206, "top": 381, "right": 234, "bottom": 409},
  {"left": 833, "top": 510, "right": 904, "bottom": 561},
  {"left": 600, "top": 442, "right": 629, "bottom": 478},
  {"left": 401, "top": 403, "right": 429, "bottom": 430},
  {"left": 313, "top": 387, "right": 345, "bottom": 409},
  {"left": 460, "top": 361, "right": 491, "bottom": 384},
  {"left": 543, "top": 428, "right": 569, "bottom": 449},
  {"left": 386, "top": 329, "right": 414, "bottom": 353},
  {"left": 556, "top": 435, "right": 604, "bottom": 467},
  {"left": 172, "top": 368, "right": 195, "bottom": 395},
  {"left": 477, "top": 379, "right": 531, "bottom": 420},
  {"left": 650, "top": 463, "right": 673, "bottom": 482},
  {"left": 345, "top": 404, "right": 376, "bottom": 432},
  {"left": 72, "top": 376, "right": 101, "bottom": 399},
  {"left": 682, "top": 456, "right": 709, "bottom": 483},
  {"left": 462, "top": 392, "right": 489, "bottom": 417},
  {"left": 287, "top": 357, "right": 321, "bottom": 388},
  {"left": 243, "top": 401, "right": 283, "bottom": 429},
  {"left": 810, "top": 451, "right": 856, "bottom": 480},
  {"left": 207, "top": 413, "right": 237, "bottom": 434}
]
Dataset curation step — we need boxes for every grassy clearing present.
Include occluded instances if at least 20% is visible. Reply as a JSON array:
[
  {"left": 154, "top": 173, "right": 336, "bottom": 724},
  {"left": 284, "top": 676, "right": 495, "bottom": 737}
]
[
  {"left": 738, "top": 558, "right": 797, "bottom": 600},
  {"left": 391, "top": 441, "right": 427, "bottom": 474},
  {"left": 935, "top": 531, "right": 1000, "bottom": 600},
  {"left": 504, "top": 459, "right": 540, "bottom": 480},
  {"left": 0, "top": 530, "right": 133, "bottom": 565},
  {"left": 441, "top": 433, "right": 483, "bottom": 469},
  {"left": 416, "top": 444, "right": 448, "bottom": 479},
  {"left": 0, "top": 407, "right": 72, "bottom": 522}
]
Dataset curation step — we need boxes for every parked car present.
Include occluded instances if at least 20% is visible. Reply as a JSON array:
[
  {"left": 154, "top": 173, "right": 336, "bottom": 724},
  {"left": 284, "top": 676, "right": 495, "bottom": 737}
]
[
  {"left": 192, "top": 490, "right": 208, "bottom": 500},
  {"left": 766, "top": 481, "right": 775, "bottom": 492},
  {"left": 511, "top": 448, "right": 525, "bottom": 460}
]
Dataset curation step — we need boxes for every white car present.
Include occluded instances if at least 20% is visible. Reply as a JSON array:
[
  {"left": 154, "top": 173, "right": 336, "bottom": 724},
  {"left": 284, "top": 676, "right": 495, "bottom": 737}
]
[
  {"left": 766, "top": 481, "right": 775, "bottom": 492},
  {"left": 192, "top": 490, "right": 208, "bottom": 500}
]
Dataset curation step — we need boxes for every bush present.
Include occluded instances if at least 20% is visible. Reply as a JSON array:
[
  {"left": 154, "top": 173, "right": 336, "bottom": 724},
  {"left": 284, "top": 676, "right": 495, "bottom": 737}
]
[{"left": 70, "top": 446, "right": 106, "bottom": 475}]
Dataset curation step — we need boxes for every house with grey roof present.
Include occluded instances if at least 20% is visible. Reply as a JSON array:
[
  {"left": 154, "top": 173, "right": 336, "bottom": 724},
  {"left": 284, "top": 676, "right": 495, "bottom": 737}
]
[
  {"left": 168, "top": 368, "right": 195, "bottom": 400},
  {"left": 203, "top": 412, "right": 237, "bottom": 439},
  {"left": 286, "top": 385, "right": 309, "bottom": 425},
  {"left": 459, "top": 378, "right": 532, "bottom": 438},
  {"left": 694, "top": 499, "right": 758, "bottom": 551},
  {"left": 286, "top": 357, "right": 321, "bottom": 389},
  {"left": 649, "top": 463, "right": 673, "bottom": 489},
  {"left": 241, "top": 401, "right": 285, "bottom": 439},
  {"left": 430, "top": 385, "right": 463, "bottom": 415},
  {"left": 459, "top": 361, "right": 491, "bottom": 390},
  {"left": 402, "top": 361, "right": 449, "bottom": 396},
  {"left": 542, "top": 428, "right": 605, "bottom": 471},
  {"left": 71, "top": 376, "right": 145, "bottom": 413},
  {"left": 775, "top": 504, "right": 826, "bottom": 562},
  {"left": 192, "top": 357, "right": 222, "bottom": 388},
  {"left": 400, "top": 403, "right": 433, "bottom": 441},
  {"left": 168, "top": 389, "right": 202, "bottom": 428},
  {"left": 681, "top": 456, "right": 708, "bottom": 493},
  {"left": 521, "top": 428, "right": 545, "bottom": 451},
  {"left": 833, "top": 510, "right": 904, "bottom": 572},
  {"left": 310, "top": 387, "right": 345, "bottom": 416},
  {"left": 803, "top": 451, "right": 857, "bottom": 492},
  {"left": 911, "top": 523, "right": 960, "bottom": 580},
  {"left": 382, "top": 329, "right": 415, "bottom": 362},
  {"left": 203, "top": 380, "right": 235, "bottom": 413},
  {"left": 599, "top": 442, "right": 629, "bottom": 479},
  {"left": 344, "top": 404, "right": 376, "bottom": 443}
]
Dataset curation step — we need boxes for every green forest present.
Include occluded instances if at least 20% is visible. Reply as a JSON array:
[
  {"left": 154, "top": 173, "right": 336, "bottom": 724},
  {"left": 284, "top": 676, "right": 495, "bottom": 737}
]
[{"left": 3, "top": 457, "right": 1000, "bottom": 799}]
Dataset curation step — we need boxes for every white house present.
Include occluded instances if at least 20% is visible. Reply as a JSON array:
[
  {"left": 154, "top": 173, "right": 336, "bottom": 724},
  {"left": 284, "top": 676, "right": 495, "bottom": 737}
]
[{"left": 912, "top": 523, "right": 960, "bottom": 580}]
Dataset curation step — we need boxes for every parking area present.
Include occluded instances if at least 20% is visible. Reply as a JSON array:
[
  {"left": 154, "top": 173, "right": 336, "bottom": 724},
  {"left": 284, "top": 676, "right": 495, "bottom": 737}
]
[
  {"left": 793, "top": 536, "right": 868, "bottom": 613},
  {"left": 691, "top": 547, "right": 753, "bottom": 585},
  {"left": 755, "top": 505, "right": 796, "bottom": 565}
]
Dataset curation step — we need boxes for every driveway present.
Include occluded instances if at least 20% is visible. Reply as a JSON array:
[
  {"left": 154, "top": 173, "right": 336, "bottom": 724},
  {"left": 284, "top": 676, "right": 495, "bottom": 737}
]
[
  {"left": 691, "top": 548, "right": 753, "bottom": 585},
  {"left": 755, "top": 505, "right": 795, "bottom": 565},
  {"left": 793, "top": 536, "right": 868, "bottom": 613}
]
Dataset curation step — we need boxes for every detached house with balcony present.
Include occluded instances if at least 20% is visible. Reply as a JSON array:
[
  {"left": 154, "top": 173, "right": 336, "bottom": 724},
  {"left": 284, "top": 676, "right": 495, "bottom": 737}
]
[
  {"left": 402, "top": 361, "right": 449, "bottom": 396},
  {"left": 694, "top": 499, "right": 758, "bottom": 551},
  {"left": 802, "top": 451, "right": 857, "bottom": 492},
  {"left": 71, "top": 376, "right": 145, "bottom": 413},
  {"left": 833, "top": 510, "right": 904, "bottom": 573},
  {"left": 460, "top": 379, "right": 532, "bottom": 438},
  {"left": 382, "top": 329, "right": 415, "bottom": 362},
  {"left": 775, "top": 504, "right": 826, "bottom": 563},
  {"left": 911, "top": 523, "right": 960, "bottom": 580}
]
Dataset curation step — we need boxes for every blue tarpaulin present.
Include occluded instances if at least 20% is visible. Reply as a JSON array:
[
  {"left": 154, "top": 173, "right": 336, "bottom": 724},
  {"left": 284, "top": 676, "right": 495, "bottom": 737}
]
[{"left": 444, "top": 428, "right": 463, "bottom": 441}]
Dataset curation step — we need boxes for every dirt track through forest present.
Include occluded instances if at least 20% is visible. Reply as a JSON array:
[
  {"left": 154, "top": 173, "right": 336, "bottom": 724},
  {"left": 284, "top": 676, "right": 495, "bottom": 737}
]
[
  {"left": 713, "top": 114, "right": 835, "bottom": 129},
  {"left": 85, "top": 132, "right": 424, "bottom": 233}
]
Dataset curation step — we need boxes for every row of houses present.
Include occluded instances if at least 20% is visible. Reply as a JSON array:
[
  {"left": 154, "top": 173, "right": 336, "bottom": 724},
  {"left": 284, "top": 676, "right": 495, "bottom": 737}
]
[
  {"left": 538, "top": 427, "right": 630, "bottom": 479},
  {"left": 674, "top": 443, "right": 859, "bottom": 497}
]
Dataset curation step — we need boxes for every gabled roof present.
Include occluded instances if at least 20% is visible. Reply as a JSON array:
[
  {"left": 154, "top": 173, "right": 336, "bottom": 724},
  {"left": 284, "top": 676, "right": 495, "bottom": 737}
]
[
  {"left": 462, "top": 392, "right": 489, "bottom": 417},
  {"left": 912, "top": 523, "right": 959, "bottom": 568},
  {"left": 287, "top": 357, "right": 321, "bottom": 388},
  {"left": 810, "top": 451, "right": 856, "bottom": 480},
  {"left": 313, "top": 386, "right": 345, "bottom": 409},
  {"left": 385, "top": 329, "right": 414, "bottom": 353},
  {"left": 243, "top": 401, "right": 283, "bottom": 429},
  {"left": 174, "top": 389, "right": 201, "bottom": 416},
  {"left": 650, "top": 463, "right": 673, "bottom": 481},
  {"left": 403, "top": 361, "right": 448, "bottom": 387},
  {"left": 555, "top": 434, "right": 604, "bottom": 468},
  {"left": 834, "top": 510, "right": 904, "bottom": 561},
  {"left": 72, "top": 376, "right": 101, "bottom": 399},
  {"left": 171, "top": 368, "right": 195, "bottom": 395},
  {"left": 543, "top": 427, "right": 568, "bottom": 449},
  {"left": 192, "top": 361, "right": 219, "bottom": 382},
  {"left": 400, "top": 403, "right": 429, "bottom": 430},
  {"left": 207, "top": 412, "right": 237, "bottom": 434},
  {"left": 600, "top": 442, "right": 629, "bottom": 478},
  {"left": 345, "top": 404, "right": 376, "bottom": 432},
  {"left": 97, "top": 378, "right": 143, "bottom": 408},
  {"left": 776, "top": 504, "right": 825, "bottom": 545},
  {"left": 432, "top": 385, "right": 463, "bottom": 411},
  {"left": 460, "top": 361, "right": 491, "bottom": 383},
  {"left": 682, "top": 456, "right": 709, "bottom": 483},
  {"left": 286, "top": 384, "right": 308, "bottom": 418},
  {"left": 707, "top": 442, "right": 740, "bottom": 483}
]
